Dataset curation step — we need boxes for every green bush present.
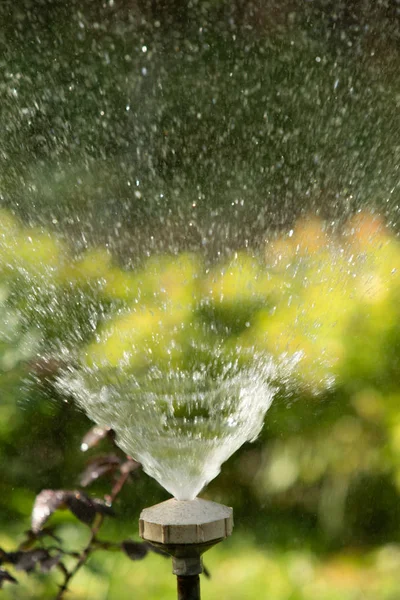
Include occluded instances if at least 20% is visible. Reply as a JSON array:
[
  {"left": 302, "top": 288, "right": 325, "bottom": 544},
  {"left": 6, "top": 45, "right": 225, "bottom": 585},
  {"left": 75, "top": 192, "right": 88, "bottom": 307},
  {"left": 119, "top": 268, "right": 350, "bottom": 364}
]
[{"left": 1, "top": 210, "right": 400, "bottom": 548}]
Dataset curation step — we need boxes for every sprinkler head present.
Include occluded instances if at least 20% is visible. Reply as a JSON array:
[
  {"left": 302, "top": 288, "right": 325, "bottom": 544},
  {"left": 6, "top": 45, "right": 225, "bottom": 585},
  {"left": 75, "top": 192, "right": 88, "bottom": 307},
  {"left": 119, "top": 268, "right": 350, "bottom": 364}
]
[{"left": 139, "top": 498, "right": 233, "bottom": 576}]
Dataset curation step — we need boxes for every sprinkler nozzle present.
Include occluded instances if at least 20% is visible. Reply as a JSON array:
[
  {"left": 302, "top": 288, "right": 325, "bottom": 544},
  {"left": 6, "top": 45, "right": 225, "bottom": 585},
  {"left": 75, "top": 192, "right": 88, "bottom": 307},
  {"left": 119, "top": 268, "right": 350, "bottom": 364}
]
[{"left": 139, "top": 497, "right": 233, "bottom": 576}]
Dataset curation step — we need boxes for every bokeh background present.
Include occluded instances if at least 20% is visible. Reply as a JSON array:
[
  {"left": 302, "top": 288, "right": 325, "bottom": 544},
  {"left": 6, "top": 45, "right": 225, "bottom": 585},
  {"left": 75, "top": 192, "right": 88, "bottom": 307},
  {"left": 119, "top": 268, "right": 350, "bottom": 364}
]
[{"left": 0, "top": 1, "right": 400, "bottom": 598}]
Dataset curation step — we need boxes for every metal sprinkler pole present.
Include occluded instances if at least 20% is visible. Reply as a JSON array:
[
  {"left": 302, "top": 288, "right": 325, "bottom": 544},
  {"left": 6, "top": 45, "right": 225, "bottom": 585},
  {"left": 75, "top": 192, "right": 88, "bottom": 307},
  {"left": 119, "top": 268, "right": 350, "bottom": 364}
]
[
  {"left": 171, "top": 553, "right": 203, "bottom": 600},
  {"left": 177, "top": 574, "right": 201, "bottom": 600},
  {"left": 176, "top": 575, "right": 200, "bottom": 600},
  {"left": 139, "top": 498, "right": 233, "bottom": 600}
]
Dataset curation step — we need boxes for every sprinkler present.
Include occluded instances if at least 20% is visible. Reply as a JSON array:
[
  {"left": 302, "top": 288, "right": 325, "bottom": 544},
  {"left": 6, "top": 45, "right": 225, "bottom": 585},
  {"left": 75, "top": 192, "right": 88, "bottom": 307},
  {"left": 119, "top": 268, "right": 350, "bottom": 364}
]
[{"left": 139, "top": 498, "right": 233, "bottom": 600}]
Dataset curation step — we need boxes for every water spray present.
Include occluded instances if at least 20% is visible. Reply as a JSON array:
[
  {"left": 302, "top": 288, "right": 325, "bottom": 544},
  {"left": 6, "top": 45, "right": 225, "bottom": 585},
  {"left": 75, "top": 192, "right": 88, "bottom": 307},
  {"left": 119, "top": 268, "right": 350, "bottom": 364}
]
[{"left": 139, "top": 497, "right": 233, "bottom": 600}]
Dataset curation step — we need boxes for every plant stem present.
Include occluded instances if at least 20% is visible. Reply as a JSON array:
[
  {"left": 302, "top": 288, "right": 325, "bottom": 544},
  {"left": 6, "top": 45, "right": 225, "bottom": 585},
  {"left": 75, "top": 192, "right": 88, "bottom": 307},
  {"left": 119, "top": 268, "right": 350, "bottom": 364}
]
[{"left": 55, "top": 463, "right": 133, "bottom": 599}]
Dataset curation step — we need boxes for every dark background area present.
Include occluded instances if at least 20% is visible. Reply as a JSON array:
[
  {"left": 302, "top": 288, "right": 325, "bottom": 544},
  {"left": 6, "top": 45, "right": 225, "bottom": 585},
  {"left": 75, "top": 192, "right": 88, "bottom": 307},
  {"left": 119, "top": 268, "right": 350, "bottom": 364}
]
[{"left": 0, "top": 0, "right": 399, "bottom": 259}]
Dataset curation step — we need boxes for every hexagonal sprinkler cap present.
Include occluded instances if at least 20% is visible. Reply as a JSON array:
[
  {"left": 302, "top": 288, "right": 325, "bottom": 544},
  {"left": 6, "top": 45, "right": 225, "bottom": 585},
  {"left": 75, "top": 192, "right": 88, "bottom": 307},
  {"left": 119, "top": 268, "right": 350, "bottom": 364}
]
[{"left": 139, "top": 498, "right": 233, "bottom": 576}]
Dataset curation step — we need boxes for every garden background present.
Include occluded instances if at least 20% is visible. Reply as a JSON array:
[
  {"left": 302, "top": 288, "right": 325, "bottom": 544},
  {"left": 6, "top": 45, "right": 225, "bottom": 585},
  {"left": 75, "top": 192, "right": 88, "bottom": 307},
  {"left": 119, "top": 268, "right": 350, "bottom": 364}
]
[{"left": 0, "top": 1, "right": 400, "bottom": 598}]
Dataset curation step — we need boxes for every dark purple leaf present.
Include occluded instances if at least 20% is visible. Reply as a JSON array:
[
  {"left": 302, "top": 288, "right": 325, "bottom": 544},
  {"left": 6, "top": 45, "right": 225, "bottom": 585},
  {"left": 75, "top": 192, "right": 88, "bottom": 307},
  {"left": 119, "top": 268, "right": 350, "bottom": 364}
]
[
  {"left": 65, "top": 492, "right": 97, "bottom": 526},
  {"left": 91, "top": 498, "right": 115, "bottom": 518},
  {"left": 3, "top": 548, "right": 61, "bottom": 575},
  {"left": 39, "top": 553, "right": 62, "bottom": 573},
  {"left": 0, "top": 568, "right": 17, "bottom": 588},
  {"left": 144, "top": 543, "right": 169, "bottom": 558},
  {"left": 66, "top": 492, "right": 115, "bottom": 526},
  {"left": 7, "top": 549, "right": 49, "bottom": 573},
  {"left": 121, "top": 540, "right": 148, "bottom": 561},
  {"left": 0, "top": 548, "right": 9, "bottom": 564},
  {"left": 81, "top": 426, "right": 114, "bottom": 452},
  {"left": 79, "top": 454, "right": 121, "bottom": 487},
  {"left": 203, "top": 564, "right": 211, "bottom": 579},
  {"left": 31, "top": 490, "right": 69, "bottom": 533},
  {"left": 32, "top": 489, "right": 115, "bottom": 532}
]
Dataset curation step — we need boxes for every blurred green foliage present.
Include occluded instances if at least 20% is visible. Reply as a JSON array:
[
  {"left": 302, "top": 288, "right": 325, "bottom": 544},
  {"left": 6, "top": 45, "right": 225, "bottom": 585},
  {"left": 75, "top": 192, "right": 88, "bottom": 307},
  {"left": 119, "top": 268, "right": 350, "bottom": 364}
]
[
  {"left": 3, "top": 530, "right": 400, "bottom": 600},
  {"left": 0, "top": 1, "right": 400, "bottom": 595},
  {"left": 1, "top": 209, "right": 400, "bottom": 552},
  {"left": 2, "top": 211, "right": 400, "bottom": 599}
]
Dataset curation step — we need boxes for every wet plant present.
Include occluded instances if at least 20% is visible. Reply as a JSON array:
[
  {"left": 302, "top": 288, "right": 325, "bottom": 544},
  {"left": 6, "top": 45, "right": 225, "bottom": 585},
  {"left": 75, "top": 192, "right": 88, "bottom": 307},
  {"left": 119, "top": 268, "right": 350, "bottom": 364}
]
[{"left": 0, "top": 425, "right": 165, "bottom": 598}]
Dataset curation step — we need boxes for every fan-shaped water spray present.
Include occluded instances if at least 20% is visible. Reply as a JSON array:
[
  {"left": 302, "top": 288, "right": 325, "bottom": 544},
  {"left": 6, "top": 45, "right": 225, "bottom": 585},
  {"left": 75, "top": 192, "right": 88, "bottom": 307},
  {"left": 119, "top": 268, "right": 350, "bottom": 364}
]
[{"left": 58, "top": 355, "right": 277, "bottom": 499}]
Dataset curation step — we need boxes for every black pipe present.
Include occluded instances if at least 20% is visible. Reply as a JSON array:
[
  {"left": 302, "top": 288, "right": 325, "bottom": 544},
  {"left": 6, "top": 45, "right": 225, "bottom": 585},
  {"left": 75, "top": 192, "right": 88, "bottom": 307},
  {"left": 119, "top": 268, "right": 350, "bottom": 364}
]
[{"left": 177, "top": 575, "right": 200, "bottom": 600}]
